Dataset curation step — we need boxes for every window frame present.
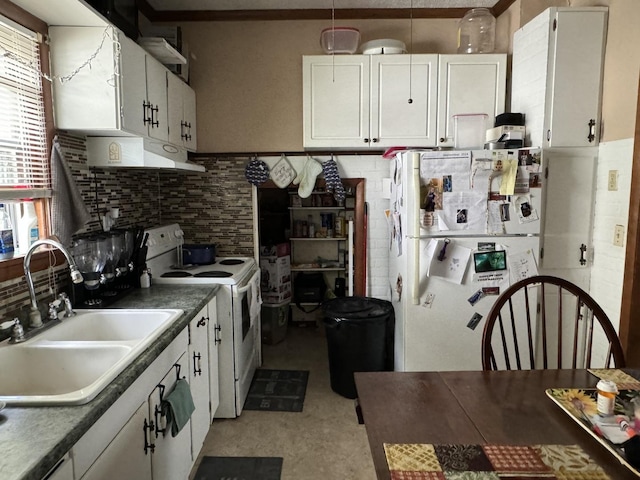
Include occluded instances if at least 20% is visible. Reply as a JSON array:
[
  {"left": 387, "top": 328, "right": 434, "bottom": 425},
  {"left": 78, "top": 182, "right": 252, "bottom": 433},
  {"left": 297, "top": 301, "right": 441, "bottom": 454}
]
[{"left": 0, "top": 1, "right": 60, "bottom": 282}]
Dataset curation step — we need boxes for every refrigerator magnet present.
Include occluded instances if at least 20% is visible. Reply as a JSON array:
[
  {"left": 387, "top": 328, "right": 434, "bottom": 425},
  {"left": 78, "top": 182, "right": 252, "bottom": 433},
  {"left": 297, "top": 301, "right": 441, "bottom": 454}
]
[{"left": 467, "top": 312, "right": 483, "bottom": 331}]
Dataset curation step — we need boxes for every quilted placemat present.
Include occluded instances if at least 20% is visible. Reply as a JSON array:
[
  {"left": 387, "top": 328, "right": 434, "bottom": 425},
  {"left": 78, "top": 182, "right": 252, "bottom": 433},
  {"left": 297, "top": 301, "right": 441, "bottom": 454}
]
[
  {"left": 588, "top": 369, "right": 640, "bottom": 390},
  {"left": 383, "top": 443, "right": 611, "bottom": 479}
]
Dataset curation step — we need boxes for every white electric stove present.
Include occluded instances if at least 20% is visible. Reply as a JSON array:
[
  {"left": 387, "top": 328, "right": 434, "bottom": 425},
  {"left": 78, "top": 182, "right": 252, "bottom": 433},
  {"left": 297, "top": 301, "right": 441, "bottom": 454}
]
[{"left": 145, "top": 224, "right": 261, "bottom": 418}]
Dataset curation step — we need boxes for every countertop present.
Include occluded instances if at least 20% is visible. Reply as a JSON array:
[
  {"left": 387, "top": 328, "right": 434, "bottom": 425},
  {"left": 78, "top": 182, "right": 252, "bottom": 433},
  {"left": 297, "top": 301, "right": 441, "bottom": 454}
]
[{"left": 0, "top": 284, "right": 219, "bottom": 480}]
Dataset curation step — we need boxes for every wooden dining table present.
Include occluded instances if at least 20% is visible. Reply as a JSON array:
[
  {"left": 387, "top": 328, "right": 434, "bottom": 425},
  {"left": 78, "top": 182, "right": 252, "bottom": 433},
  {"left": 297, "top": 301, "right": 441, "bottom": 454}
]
[{"left": 354, "top": 369, "right": 640, "bottom": 480}]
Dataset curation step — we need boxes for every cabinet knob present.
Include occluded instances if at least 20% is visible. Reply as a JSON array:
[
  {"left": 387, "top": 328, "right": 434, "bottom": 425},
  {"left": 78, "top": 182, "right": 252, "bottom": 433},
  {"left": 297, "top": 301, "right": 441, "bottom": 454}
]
[
  {"left": 439, "top": 138, "right": 446, "bottom": 143},
  {"left": 372, "top": 138, "right": 378, "bottom": 143},
  {"left": 364, "top": 138, "right": 369, "bottom": 143}
]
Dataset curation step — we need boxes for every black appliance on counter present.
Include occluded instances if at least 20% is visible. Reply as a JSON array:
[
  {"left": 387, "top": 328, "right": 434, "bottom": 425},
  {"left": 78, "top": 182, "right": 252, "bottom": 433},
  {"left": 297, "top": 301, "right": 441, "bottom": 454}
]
[{"left": 70, "top": 227, "right": 149, "bottom": 308}]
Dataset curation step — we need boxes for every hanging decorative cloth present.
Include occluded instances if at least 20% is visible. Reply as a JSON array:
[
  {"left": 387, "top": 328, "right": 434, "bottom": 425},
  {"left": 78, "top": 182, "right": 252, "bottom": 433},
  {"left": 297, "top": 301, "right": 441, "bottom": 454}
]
[
  {"left": 244, "top": 156, "right": 270, "bottom": 186},
  {"left": 270, "top": 154, "right": 296, "bottom": 188},
  {"left": 322, "top": 157, "right": 346, "bottom": 202}
]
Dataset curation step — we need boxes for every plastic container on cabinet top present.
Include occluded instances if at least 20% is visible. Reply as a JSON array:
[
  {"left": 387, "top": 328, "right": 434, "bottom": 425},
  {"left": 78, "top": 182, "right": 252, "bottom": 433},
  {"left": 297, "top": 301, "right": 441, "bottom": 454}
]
[
  {"left": 453, "top": 113, "right": 489, "bottom": 149},
  {"left": 321, "top": 27, "right": 360, "bottom": 54}
]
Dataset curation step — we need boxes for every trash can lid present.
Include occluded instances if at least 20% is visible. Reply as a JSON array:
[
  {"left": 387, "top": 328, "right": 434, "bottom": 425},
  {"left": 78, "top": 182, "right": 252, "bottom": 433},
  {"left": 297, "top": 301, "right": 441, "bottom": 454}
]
[{"left": 322, "top": 296, "right": 393, "bottom": 323}]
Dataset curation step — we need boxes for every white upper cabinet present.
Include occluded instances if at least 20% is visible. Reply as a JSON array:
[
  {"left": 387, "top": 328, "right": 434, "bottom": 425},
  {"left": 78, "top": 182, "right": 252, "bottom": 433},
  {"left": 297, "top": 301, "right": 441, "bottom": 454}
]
[
  {"left": 511, "top": 7, "right": 608, "bottom": 148},
  {"left": 437, "top": 54, "right": 506, "bottom": 147},
  {"left": 167, "top": 72, "right": 198, "bottom": 151},
  {"left": 303, "top": 54, "right": 505, "bottom": 150},
  {"left": 49, "top": 26, "right": 196, "bottom": 147},
  {"left": 370, "top": 55, "right": 438, "bottom": 148},
  {"left": 303, "top": 55, "right": 438, "bottom": 149},
  {"left": 303, "top": 55, "right": 371, "bottom": 148}
]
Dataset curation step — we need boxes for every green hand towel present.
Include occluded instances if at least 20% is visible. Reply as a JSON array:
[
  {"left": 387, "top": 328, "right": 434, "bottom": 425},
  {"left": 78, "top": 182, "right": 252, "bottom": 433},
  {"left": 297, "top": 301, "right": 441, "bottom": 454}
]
[{"left": 162, "top": 378, "right": 195, "bottom": 437}]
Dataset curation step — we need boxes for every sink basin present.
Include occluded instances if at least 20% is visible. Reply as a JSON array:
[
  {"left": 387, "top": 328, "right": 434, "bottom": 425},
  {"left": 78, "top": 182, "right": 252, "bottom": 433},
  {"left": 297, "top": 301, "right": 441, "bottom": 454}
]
[
  {"left": 39, "top": 309, "right": 182, "bottom": 343},
  {"left": 0, "top": 308, "right": 183, "bottom": 406}
]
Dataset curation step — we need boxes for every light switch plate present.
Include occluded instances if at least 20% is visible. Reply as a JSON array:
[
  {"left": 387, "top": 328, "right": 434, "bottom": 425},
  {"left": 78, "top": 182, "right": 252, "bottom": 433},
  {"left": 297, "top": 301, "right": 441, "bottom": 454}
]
[
  {"left": 614, "top": 224, "right": 625, "bottom": 246},
  {"left": 608, "top": 170, "right": 618, "bottom": 191}
]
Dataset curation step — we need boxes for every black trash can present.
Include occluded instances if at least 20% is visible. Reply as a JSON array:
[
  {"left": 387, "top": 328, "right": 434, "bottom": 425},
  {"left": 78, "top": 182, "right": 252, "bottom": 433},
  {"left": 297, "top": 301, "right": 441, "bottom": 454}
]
[{"left": 322, "top": 296, "right": 395, "bottom": 399}]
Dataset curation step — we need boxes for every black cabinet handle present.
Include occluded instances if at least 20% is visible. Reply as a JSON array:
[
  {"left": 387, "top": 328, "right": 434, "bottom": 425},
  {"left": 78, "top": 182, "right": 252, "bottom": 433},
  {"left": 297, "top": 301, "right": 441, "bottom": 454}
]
[
  {"left": 193, "top": 352, "right": 202, "bottom": 376},
  {"left": 588, "top": 119, "right": 596, "bottom": 143},
  {"left": 143, "top": 418, "right": 155, "bottom": 454}
]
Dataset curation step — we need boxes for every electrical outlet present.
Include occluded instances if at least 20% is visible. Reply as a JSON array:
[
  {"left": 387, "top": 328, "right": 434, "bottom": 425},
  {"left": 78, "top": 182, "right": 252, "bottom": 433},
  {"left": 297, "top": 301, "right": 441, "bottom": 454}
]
[
  {"left": 608, "top": 170, "right": 618, "bottom": 191},
  {"left": 614, "top": 224, "right": 625, "bottom": 247}
]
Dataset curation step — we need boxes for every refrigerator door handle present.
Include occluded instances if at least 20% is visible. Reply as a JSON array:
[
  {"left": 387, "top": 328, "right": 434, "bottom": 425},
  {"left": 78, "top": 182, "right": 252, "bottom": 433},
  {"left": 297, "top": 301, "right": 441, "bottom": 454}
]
[{"left": 411, "top": 152, "right": 421, "bottom": 305}]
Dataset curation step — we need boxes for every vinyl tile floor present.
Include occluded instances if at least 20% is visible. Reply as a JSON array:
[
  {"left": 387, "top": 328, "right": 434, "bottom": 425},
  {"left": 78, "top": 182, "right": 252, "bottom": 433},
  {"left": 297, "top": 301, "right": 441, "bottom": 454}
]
[{"left": 189, "top": 323, "right": 377, "bottom": 480}]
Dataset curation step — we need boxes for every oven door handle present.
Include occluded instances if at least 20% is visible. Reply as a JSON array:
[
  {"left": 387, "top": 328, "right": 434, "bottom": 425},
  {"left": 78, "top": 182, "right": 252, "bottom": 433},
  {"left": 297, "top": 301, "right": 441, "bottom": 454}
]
[{"left": 234, "top": 269, "right": 260, "bottom": 296}]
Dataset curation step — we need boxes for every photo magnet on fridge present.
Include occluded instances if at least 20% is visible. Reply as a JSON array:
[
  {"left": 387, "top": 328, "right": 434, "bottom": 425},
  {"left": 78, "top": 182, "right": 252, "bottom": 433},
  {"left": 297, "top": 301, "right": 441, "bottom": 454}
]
[
  {"left": 467, "top": 312, "right": 483, "bottom": 331},
  {"left": 473, "top": 250, "right": 507, "bottom": 273}
]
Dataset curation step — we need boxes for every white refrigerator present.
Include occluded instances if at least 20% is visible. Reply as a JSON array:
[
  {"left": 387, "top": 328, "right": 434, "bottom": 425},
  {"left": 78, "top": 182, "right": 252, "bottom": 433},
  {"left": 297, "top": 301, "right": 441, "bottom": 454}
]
[{"left": 388, "top": 149, "right": 544, "bottom": 371}]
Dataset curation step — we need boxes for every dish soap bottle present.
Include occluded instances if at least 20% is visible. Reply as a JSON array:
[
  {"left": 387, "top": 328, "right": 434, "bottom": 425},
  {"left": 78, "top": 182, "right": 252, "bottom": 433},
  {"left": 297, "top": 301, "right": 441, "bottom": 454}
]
[{"left": 0, "top": 204, "right": 15, "bottom": 260}]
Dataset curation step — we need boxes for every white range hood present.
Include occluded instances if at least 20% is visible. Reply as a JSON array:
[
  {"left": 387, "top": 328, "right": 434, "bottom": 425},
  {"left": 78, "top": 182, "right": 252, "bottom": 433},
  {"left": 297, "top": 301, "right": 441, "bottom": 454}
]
[{"left": 86, "top": 136, "right": 205, "bottom": 172}]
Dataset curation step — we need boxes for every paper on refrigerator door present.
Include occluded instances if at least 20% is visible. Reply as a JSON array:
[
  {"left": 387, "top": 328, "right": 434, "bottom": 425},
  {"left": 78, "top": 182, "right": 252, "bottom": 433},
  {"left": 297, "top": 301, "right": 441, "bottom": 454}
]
[
  {"left": 428, "top": 239, "right": 471, "bottom": 284},
  {"left": 438, "top": 191, "right": 486, "bottom": 231},
  {"left": 509, "top": 248, "right": 539, "bottom": 282}
]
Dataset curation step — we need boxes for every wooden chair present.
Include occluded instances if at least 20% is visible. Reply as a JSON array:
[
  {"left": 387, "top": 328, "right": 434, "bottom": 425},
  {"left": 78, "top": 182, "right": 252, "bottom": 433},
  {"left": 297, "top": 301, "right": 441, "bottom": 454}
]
[{"left": 482, "top": 275, "right": 625, "bottom": 370}]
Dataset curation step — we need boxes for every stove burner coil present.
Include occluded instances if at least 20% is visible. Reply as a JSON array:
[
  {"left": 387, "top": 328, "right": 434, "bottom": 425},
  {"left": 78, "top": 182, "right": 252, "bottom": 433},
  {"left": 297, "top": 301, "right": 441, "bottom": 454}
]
[
  {"left": 219, "top": 259, "right": 244, "bottom": 265},
  {"left": 193, "top": 271, "right": 233, "bottom": 278},
  {"left": 161, "top": 271, "right": 194, "bottom": 278}
]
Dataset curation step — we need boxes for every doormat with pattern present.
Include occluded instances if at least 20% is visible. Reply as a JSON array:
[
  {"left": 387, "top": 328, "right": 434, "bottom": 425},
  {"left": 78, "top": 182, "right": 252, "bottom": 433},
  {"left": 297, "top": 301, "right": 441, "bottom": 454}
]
[
  {"left": 243, "top": 369, "right": 309, "bottom": 412},
  {"left": 193, "top": 456, "right": 283, "bottom": 480}
]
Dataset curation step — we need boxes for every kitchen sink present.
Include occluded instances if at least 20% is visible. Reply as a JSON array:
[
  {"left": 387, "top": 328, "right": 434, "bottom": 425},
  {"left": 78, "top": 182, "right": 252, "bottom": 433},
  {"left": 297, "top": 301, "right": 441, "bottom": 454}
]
[
  {"left": 0, "top": 308, "right": 183, "bottom": 406},
  {"left": 39, "top": 309, "right": 182, "bottom": 343}
]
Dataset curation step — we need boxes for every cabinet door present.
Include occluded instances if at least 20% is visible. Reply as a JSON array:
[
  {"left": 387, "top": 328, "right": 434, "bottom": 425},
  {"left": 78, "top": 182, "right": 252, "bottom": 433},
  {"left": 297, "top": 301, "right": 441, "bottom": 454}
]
[
  {"left": 437, "top": 54, "right": 506, "bottom": 147},
  {"left": 189, "top": 306, "right": 211, "bottom": 460},
  {"left": 81, "top": 402, "right": 152, "bottom": 480},
  {"left": 207, "top": 296, "right": 220, "bottom": 422},
  {"left": 49, "top": 26, "right": 120, "bottom": 132},
  {"left": 370, "top": 54, "right": 438, "bottom": 148},
  {"left": 182, "top": 84, "right": 197, "bottom": 151},
  {"left": 119, "top": 35, "right": 149, "bottom": 137},
  {"left": 545, "top": 9, "right": 607, "bottom": 147},
  {"left": 149, "top": 353, "right": 193, "bottom": 480},
  {"left": 540, "top": 147, "right": 597, "bottom": 290},
  {"left": 303, "top": 55, "right": 370, "bottom": 148},
  {"left": 167, "top": 74, "right": 198, "bottom": 151},
  {"left": 145, "top": 55, "right": 169, "bottom": 142}
]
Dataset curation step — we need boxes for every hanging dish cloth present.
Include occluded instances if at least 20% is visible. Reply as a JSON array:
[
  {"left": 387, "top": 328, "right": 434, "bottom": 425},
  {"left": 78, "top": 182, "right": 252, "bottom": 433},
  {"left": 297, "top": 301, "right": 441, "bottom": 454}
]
[
  {"left": 50, "top": 136, "right": 92, "bottom": 247},
  {"left": 270, "top": 154, "right": 296, "bottom": 188},
  {"left": 293, "top": 156, "right": 322, "bottom": 198},
  {"left": 322, "top": 158, "right": 346, "bottom": 202},
  {"left": 244, "top": 157, "right": 270, "bottom": 186}
]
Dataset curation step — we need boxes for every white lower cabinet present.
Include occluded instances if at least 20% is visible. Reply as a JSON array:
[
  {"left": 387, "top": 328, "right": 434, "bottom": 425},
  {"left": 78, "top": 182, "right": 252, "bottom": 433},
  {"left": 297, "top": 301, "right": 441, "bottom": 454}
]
[
  {"left": 69, "top": 319, "right": 212, "bottom": 480},
  {"left": 80, "top": 403, "right": 152, "bottom": 480},
  {"left": 207, "top": 296, "right": 220, "bottom": 423},
  {"left": 188, "top": 305, "right": 212, "bottom": 460},
  {"left": 149, "top": 352, "right": 192, "bottom": 480},
  {"left": 43, "top": 454, "right": 74, "bottom": 480}
]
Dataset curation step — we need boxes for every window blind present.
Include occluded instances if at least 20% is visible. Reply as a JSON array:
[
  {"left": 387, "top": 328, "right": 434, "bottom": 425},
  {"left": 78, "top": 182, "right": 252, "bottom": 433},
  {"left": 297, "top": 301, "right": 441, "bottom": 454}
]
[{"left": 0, "top": 16, "right": 50, "bottom": 199}]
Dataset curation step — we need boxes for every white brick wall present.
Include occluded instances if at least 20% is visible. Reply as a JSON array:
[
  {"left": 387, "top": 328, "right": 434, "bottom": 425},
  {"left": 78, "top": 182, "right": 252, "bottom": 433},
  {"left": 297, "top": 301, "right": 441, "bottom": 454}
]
[
  {"left": 590, "top": 138, "right": 634, "bottom": 331},
  {"left": 339, "top": 155, "right": 391, "bottom": 300},
  {"left": 260, "top": 154, "right": 391, "bottom": 299}
]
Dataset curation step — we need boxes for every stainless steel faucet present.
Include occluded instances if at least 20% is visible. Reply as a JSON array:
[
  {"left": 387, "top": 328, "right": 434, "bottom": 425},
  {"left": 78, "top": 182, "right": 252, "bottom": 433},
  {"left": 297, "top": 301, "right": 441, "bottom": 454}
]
[{"left": 24, "top": 239, "right": 84, "bottom": 328}]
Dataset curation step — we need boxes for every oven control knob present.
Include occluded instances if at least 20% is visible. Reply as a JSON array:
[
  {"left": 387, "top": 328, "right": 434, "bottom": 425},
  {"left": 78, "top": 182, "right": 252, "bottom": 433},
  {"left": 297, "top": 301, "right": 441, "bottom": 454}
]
[{"left": 174, "top": 229, "right": 184, "bottom": 239}]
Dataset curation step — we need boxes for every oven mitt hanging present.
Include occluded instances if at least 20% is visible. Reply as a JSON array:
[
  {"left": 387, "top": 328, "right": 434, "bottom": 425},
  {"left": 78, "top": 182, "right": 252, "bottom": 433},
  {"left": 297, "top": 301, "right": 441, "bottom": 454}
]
[
  {"left": 322, "top": 158, "right": 346, "bottom": 202},
  {"left": 293, "top": 157, "right": 322, "bottom": 198},
  {"left": 244, "top": 158, "right": 270, "bottom": 186},
  {"left": 270, "top": 154, "right": 296, "bottom": 188}
]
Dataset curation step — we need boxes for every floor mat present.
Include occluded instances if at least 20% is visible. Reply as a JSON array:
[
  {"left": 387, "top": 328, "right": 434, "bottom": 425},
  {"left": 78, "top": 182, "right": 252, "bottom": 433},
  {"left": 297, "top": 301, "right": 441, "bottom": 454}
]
[
  {"left": 243, "top": 369, "right": 309, "bottom": 412},
  {"left": 193, "top": 456, "right": 283, "bottom": 480}
]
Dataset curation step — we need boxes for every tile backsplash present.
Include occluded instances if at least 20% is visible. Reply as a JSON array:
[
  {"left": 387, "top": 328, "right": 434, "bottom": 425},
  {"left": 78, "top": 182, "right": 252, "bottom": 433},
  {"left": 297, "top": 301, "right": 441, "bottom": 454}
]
[{"left": 0, "top": 133, "right": 254, "bottom": 323}]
